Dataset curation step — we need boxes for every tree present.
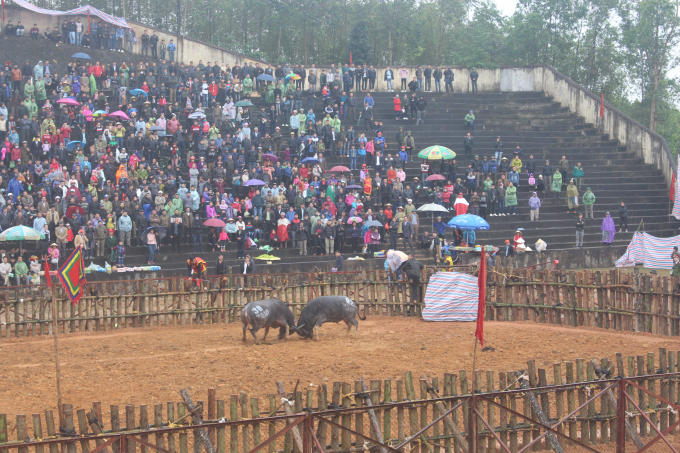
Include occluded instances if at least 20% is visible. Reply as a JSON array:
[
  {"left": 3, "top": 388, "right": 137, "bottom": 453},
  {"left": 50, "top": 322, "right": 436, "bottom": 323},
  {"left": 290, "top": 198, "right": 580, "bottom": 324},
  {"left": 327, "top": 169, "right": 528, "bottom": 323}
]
[
  {"left": 620, "top": 0, "right": 680, "bottom": 132},
  {"left": 348, "top": 20, "right": 372, "bottom": 65}
]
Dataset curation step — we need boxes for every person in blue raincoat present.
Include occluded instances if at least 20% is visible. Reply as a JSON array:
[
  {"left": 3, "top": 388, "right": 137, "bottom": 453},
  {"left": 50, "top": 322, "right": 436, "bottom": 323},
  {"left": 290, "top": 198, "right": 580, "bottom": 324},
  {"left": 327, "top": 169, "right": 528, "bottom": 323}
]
[{"left": 8, "top": 176, "right": 24, "bottom": 199}]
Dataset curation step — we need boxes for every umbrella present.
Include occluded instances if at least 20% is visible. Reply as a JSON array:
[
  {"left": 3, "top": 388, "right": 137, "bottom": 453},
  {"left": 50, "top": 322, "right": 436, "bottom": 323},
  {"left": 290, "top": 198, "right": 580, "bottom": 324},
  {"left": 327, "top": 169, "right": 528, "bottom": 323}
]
[
  {"left": 330, "top": 165, "right": 351, "bottom": 173},
  {"left": 301, "top": 157, "right": 319, "bottom": 164},
  {"left": 71, "top": 52, "right": 92, "bottom": 60},
  {"left": 140, "top": 226, "right": 167, "bottom": 244},
  {"left": 256, "top": 74, "right": 275, "bottom": 82},
  {"left": 417, "top": 203, "right": 449, "bottom": 213},
  {"left": 346, "top": 184, "right": 363, "bottom": 189},
  {"left": 108, "top": 110, "right": 131, "bottom": 120},
  {"left": 418, "top": 145, "right": 456, "bottom": 160},
  {"left": 447, "top": 214, "right": 490, "bottom": 231},
  {"left": 262, "top": 153, "right": 278, "bottom": 162},
  {"left": 150, "top": 125, "right": 165, "bottom": 131},
  {"left": 235, "top": 100, "right": 254, "bottom": 107},
  {"left": 65, "top": 206, "right": 85, "bottom": 219},
  {"left": 244, "top": 179, "right": 265, "bottom": 186},
  {"left": 66, "top": 141, "right": 83, "bottom": 151},
  {"left": 365, "top": 220, "right": 383, "bottom": 227},
  {"left": 426, "top": 174, "right": 446, "bottom": 181},
  {"left": 93, "top": 110, "right": 108, "bottom": 117},
  {"left": 0, "top": 225, "right": 44, "bottom": 253},
  {"left": 0, "top": 226, "right": 44, "bottom": 241},
  {"left": 285, "top": 74, "right": 301, "bottom": 80},
  {"left": 188, "top": 112, "right": 206, "bottom": 119},
  {"left": 386, "top": 250, "right": 409, "bottom": 272},
  {"left": 57, "top": 98, "right": 80, "bottom": 106},
  {"left": 204, "top": 219, "right": 226, "bottom": 228},
  {"left": 278, "top": 219, "right": 290, "bottom": 226},
  {"left": 348, "top": 216, "right": 362, "bottom": 223},
  {"left": 129, "top": 89, "right": 148, "bottom": 97}
]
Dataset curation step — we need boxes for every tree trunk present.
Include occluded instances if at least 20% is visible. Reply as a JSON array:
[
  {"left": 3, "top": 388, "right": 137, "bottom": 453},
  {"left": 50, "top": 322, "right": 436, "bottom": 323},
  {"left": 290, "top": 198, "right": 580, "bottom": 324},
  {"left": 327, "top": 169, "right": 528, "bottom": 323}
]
[
  {"left": 387, "top": 28, "right": 393, "bottom": 65},
  {"left": 277, "top": 26, "right": 282, "bottom": 65},
  {"left": 650, "top": 76, "right": 659, "bottom": 132}
]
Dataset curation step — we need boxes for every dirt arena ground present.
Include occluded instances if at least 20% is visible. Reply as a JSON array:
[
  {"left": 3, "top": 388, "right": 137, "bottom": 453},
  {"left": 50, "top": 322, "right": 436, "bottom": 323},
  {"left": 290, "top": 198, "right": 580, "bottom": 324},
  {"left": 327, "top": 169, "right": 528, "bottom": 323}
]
[{"left": 2, "top": 317, "right": 679, "bottom": 426}]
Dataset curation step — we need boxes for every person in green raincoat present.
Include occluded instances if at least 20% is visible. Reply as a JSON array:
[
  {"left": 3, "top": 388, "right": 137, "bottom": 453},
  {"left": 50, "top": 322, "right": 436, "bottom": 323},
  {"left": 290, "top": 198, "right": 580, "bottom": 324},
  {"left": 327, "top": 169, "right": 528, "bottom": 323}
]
[
  {"left": 26, "top": 98, "right": 38, "bottom": 119},
  {"left": 505, "top": 182, "right": 517, "bottom": 215},
  {"left": 34, "top": 77, "right": 46, "bottom": 103},
  {"left": 326, "top": 182, "right": 336, "bottom": 202},
  {"left": 265, "top": 83, "right": 275, "bottom": 104},
  {"left": 298, "top": 110, "right": 307, "bottom": 134},
  {"left": 40, "top": 117, "right": 56, "bottom": 136},
  {"left": 566, "top": 179, "right": 579, "bottom": 212},
  {"left": 89, "top": 72, "right": 97, "bottom": 92},
  {"left": 23, "top": 79, "right": 34, "bottom": 100},
  {"left": 242, "top": 75, "right": 253, "bottom": 97},
  {"left": 105, "top": 230, "right": 119, "bottom": 263},
  {"left": 551, "top": 169, "right": 562, "bottom": 199},
  {"left": 119, "top": 72, "right": 129, "bottom": 88},
  {"left": 331, "top": 115, "right": 341, "bottom": 133}
]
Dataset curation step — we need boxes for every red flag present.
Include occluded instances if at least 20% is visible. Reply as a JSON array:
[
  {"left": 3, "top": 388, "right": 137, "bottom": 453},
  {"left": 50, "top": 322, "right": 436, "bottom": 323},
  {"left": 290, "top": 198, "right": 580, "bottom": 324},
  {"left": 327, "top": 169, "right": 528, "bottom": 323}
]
[
  {"left": 87, "top": 10, "right": 90, "bottom": 34},
  {"left": 599, "top": 91, "right": 604, "bottom": 119},
  {"left": 44, "top": 259, "right": 52, "bottom": 288},
  {"left": 349, "top": 51, "right": 353, "bottom": 66},
  {"left": 2, "top": 0, "right": 5, "bottom": 22},
  {"left": 671, "top": 173, "right": 676, "bottom": 201},
  {"left": 475, "top": 250, "right": 487, "bottom": 347},
  {"left": 58, "top": 246, "right": 86, "bottom": 305}
]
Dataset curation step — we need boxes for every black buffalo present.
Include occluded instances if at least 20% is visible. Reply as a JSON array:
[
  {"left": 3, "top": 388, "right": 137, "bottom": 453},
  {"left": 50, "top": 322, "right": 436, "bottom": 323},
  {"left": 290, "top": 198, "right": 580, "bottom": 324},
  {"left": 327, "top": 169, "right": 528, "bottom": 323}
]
[
  {"left": 241, "top": 299, "right": 296, "bottom": 344},
  {"left": 295, "top": 296, "right": 366, "bottom": 340}
]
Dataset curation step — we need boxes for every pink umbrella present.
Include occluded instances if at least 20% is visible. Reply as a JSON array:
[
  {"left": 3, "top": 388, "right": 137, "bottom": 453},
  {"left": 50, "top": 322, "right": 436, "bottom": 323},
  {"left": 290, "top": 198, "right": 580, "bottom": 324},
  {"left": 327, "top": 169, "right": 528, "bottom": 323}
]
[
  {"left": 56, "top": 98, "right": 80, "bottom": 106},
  {"left": 109, "top": 110, "right": 131, "bottom": 121},
  {"left": 203, "top": 218, "right": 226, "bottom": 228},
  {"left": 330, "top": 165, "right": 351, "bottom": 172},
  {"left": 426, "top": 174, "right": 446, "bottom": 181}
]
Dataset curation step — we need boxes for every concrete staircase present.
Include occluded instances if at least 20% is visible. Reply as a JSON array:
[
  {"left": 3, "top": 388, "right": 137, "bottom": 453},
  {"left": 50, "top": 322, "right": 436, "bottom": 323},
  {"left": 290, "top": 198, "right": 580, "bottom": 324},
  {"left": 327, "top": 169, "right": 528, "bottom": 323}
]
[{"left": 88, "top": 91, "right": 675, "bottom": 277}]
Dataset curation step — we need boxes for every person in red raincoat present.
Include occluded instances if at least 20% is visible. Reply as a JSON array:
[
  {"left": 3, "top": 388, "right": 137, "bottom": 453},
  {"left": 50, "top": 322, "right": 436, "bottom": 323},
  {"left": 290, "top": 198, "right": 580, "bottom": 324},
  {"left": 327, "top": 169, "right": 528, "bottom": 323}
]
[
  {"left": 277, "top": 213, "right": 289, "bottom": 248},
  {"left": 453, "top": 193, "right": 469, "bottom": 215}
]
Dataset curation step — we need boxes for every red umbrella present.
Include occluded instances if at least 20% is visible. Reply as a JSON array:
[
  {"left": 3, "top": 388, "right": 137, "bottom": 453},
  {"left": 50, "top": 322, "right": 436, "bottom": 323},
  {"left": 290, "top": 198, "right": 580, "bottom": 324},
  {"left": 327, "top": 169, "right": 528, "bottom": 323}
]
[
  {"left": 203, "top": 218, "right": 226, "bottom": 228},
  {"left": 65, "top": 206, "right": 85, "bottom": 218},
  {"left": 330, "top": 165, "right": 351, "bottom": 173},
  {"left": 426, "top": 174, "right": 446, "bottom": 181}
]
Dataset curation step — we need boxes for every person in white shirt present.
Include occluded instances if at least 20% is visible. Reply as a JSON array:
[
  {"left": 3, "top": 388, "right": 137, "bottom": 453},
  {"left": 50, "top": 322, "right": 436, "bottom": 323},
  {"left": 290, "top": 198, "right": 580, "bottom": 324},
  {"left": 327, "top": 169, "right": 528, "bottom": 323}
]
[{"left": 0, "top": 257, "right": 11, "bottom": 286}]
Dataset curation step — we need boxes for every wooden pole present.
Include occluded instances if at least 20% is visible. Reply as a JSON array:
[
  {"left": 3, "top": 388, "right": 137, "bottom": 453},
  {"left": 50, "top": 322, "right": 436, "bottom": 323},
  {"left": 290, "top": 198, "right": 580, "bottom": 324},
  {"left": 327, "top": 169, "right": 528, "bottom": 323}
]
[
  {"left": 179, "top": 389, "right": 216, "bottom": 453},
  {"left": 51, "top": 284, "right": 64, "bottom": 427},
  {"left": 358, "top": 377, "right": 387, "bottom": 453}
]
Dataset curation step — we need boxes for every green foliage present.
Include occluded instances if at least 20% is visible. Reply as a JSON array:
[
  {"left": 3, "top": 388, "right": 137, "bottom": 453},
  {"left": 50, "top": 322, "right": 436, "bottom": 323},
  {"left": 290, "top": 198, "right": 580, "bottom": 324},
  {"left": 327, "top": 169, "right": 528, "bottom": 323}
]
[{"left": 348, "top": 20, "right": 372, "bottom": 65}]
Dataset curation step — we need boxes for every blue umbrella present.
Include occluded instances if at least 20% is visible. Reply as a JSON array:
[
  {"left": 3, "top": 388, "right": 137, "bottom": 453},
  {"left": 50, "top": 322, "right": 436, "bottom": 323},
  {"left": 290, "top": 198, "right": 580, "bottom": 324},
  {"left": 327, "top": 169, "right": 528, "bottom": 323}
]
[
  {"left": 447, "top": 214, "right": 490, "bottom": 231},
  {"left": 301, "top": 157, "right": 319, "bottom": 164},
  {"left": 71, "top": 52, "right": 92, "bottom": 60},
  {"left": 129, "top": 89, "right": 148, "bottom": 97},
  {"left": 66, "top": 141, "right": 83, "bottom": 151},
  {"left": 257, "top": 74, "right": 275, "bottom": 82},
  {"left": 244, "top": 179, "right": 265, "bottom": 186}
]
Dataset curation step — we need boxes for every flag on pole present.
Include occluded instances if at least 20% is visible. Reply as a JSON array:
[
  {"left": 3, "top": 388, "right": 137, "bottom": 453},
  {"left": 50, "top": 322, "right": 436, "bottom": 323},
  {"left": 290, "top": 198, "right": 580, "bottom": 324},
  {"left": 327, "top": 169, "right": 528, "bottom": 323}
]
[
  {"left": 673, "top": 156, "right": 680, "bottom": 220},
  {"left": 44, "top": 259, "right": 52, "bottom": 288},
  {"left": 349, "top": 51, "right": 353, "bottom": 66},
  {"left": 58, "top": 246, "right": 86, "bottom": 305},
  {"left": 475, "top": 250, "right": 487, "bottom": 347},
  {"left": 2, "top": 0, "right": 5, "bottom": 22},
  {"left": 600, "top": 91, "right": 604, "bottom": 119}
]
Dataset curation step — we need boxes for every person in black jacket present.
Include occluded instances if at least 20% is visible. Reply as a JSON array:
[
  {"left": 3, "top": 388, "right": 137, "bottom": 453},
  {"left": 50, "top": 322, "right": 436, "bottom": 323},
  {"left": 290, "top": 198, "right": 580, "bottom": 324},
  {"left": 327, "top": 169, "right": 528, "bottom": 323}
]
[
  {"left": 541, "top": 160, "right": 553, "bottom": 191},
  {"left": 216, "top": 254, "right": 226, "bottom": 275},
  {"left": 470, "top": 68, "right": 479, "bottom": 93},
  {"left": 619, "top": 202, "right": 629, "bottom": 232},
  {"left": 333, "top": 250, "right": 344, "bottom": 272},
  {"left": 235, "top": 225, "right": 246, "bottom": 259}
]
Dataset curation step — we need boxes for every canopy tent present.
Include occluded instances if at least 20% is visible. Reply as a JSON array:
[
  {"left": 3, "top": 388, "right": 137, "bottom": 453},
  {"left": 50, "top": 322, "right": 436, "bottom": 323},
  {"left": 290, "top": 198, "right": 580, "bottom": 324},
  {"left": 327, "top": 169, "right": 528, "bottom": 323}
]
[
  {"left": 422, "top": 271, "right": 479, "bottom": 322},
  {"left": 10, "top": 0, "right": 130, "bottom": 28},
  {"left": 615, "top": 232, "right": 680, "bottom": 269}
]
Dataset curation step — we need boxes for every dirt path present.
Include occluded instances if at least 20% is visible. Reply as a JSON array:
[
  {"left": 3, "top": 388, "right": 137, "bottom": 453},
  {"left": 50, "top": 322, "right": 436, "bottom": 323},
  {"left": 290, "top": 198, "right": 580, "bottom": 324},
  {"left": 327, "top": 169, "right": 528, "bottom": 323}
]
[{"left": 1, "top": 318, "right": 677, "bottom": 424}]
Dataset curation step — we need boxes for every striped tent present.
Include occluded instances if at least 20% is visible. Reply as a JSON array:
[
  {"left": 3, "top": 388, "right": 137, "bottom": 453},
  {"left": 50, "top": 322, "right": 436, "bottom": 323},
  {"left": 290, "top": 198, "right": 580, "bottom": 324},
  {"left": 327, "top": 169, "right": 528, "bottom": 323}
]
[
  {"left": 422, "top": 271, "right": 479, "bottom": 322},
  {"left": 11, "top": 0, "right": 130, "bottom": 27},
  {"left": 615, "top": 232, "right": 680, "bottom": 269}
]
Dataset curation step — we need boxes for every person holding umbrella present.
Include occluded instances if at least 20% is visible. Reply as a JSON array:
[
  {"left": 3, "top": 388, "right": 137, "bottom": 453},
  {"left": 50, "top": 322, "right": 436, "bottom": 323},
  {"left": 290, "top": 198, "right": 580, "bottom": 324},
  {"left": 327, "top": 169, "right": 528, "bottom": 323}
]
[{"left": 146, "top": 228, "right": 158, "bottom": 264}]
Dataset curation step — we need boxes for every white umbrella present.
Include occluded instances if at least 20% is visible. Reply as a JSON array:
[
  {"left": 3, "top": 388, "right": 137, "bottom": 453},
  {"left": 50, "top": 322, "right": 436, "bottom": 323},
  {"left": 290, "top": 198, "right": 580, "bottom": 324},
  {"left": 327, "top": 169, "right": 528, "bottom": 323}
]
[
  {"left": 387, "top": 250, "right": 408, "bottom": 272},
  {"left": 417, "top": 203, "right": 449, "bottom": 213}
]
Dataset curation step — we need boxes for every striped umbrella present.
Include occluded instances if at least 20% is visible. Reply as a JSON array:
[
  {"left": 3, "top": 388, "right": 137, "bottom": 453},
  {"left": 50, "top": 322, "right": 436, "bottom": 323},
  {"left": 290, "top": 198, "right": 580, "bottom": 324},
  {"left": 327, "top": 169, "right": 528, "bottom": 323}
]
[
  {"left": 418, "top": 145, "right": 456, "bottom": 160},
  {"left": 0, "top": 226, "right": 45, "bottom": 241}
]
